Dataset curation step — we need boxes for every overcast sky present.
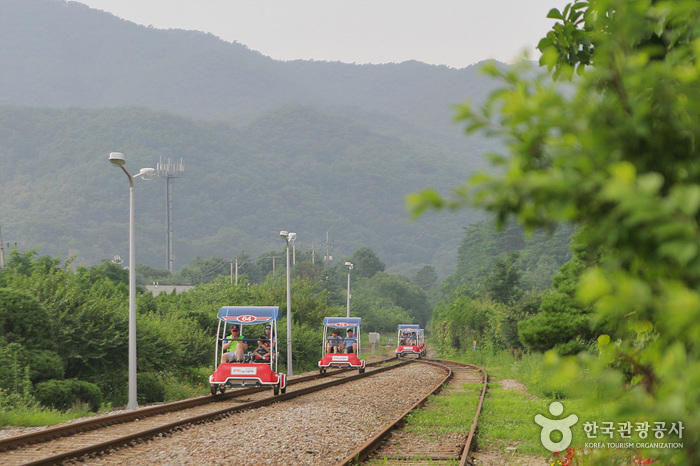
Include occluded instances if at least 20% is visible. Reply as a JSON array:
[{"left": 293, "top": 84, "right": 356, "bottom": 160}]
[{"left": 76, "top": 0, "right": 569, "bottom": 69}]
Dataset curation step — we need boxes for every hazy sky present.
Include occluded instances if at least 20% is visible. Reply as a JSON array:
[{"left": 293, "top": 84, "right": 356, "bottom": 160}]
[{"left": 76, "top": 0, "right": 569, "bottom": 69}]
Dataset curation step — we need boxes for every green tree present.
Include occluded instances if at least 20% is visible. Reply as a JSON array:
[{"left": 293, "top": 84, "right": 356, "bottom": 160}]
[
  {"left": 410, "top": 1, "right": 700, "bottom": 462},
  {"left": 134, "top": 263, "right": 171, "bottom": 285},
  {"left": 0, "top": 339, "right": 35, "bottom": 398},
  {"left": 482, "top": 251, "right": 522, "bottom": 305},
  {"left": 0, "top": 249, "right": 233, "bottom": 406},
  {"left": 431, "top": 288, "right": 496, "bottom": 351},
  {"left": 442, "top": 219, "right": 572, "bottom": 292},
  {"left": 349, "top": 293, "right": 412, "bottom": 334},
  {"left": 412, "top": 265, "right": 438, "bottom": 291},
  {"left": 255, "top": 251, "right": 286, "bottom": 278},
  {"left": 349, "top": 246, "right": 385, "bottom": 279},
  {"left": 0, "top": 288, "right": 49, "bottom": 347},
  {"left": 365, "top": 272, "right": 431, "bottom": 328},
  {"left": 175, "top": 256, "right": 228, "bottom": 285},
  {"left": 233, "top": 251, "right": 265, "bottom": 284},
  {"left": 517, "top": 229, "right": 608, "bottom": 354}
]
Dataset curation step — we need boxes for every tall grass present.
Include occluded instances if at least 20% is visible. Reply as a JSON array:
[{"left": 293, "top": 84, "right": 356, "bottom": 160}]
[
  {"left": 431, "top": 344, "right": 620, "bottom": 458},
  {"left": 403, "top": 383, "right": 483, "bottom": 436},
  {"left": 0, "top": 405, "right": 100, "bottom": 428},
  {"left": 0, "top": 366, "right": 213, "bottom": 428}
]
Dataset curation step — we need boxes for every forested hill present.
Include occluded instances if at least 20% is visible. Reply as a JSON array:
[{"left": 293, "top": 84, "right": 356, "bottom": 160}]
[
  {"left": 0, "top": 0, "right": 506, "bottom": 276},
  {"left": 0, "top": 104, "right": 480, "bottom": 276},
  {"left": 0, "top": 0, "right": 496, "bottom": 135}
]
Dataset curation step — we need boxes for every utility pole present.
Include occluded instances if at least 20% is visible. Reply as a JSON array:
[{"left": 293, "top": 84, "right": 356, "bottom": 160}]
[
  {"left": 156, "top": 157, "right": 185, "bottom": 273},
  {"left": 228, "top": 258, "right": 250, "bottom": 285},
  {"left": 261, "top": 255, "right": 283, "bottom": 274},
  {"left": 271, "top": 255, "right": 284, "bottom": 273},
  {"left": 235, "top": 258, "right": 246, "bottom": 284}
]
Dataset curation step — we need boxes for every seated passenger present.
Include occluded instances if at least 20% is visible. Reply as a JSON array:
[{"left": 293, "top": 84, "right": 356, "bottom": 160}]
[
  {"left": 253, "top": 337, "right": 271, "bottom": 361},
  {"left": 343, "top": 329, "right": 358, "bottom": 354},
  {"left": 264, "top": 325, "right": 277, "bottom": 359},
  {"left": 326, "top": 329, "right": 343, "bottom": 354},
  {"left": 221, "top": 325, "right": 248, "bottom": 363}
]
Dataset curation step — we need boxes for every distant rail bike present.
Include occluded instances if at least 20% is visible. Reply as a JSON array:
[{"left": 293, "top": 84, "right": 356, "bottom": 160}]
[
  {"left": 318, "top": 316, "right": 366, "bottom": 374},
  {"left": 395, "top": 324, "right": 426, "bottom": 358}
]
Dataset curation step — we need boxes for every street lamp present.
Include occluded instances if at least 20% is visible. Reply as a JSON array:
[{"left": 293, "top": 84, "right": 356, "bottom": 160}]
[
  {"left": 345, "top": 261, "right": 354, "bottom": 317},
  {"left": 280, "top": 230, "right": 296, "bottom": 376},
  {"left": 109, "top": 152, "right": 155, "bottom": 410}
]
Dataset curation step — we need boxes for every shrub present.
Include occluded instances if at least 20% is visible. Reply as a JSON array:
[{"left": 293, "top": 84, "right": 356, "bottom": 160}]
[
  {"left": 28, "top": 351, "right": 65, "bottom": 383},
  {"left": 34, "top": 379, "right": 101, "bottom": 412},
  {"left": 137, "top": 371, "right": 166, "bottom": 404}
]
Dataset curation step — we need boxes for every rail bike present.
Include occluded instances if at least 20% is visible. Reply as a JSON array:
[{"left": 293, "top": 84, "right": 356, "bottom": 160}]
[
  {"left": 318, "top": 316, "right": 366, "bottom": 374},
  {"left": 395, "top": 324, "right": 425, "bottom": 358},
  {"left": 209, "top": 306, "right": 286, "bottom": 395}
]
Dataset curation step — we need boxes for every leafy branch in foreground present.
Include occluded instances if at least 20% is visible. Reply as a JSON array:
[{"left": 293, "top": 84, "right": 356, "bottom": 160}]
[{"left": 411, "top": 0, "right": 700, "bottom": 462}]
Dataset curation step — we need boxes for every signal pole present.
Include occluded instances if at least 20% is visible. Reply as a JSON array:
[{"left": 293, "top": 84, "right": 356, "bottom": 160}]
[{"left": 156, "top": 157, "right": 185, "bottom": 273}]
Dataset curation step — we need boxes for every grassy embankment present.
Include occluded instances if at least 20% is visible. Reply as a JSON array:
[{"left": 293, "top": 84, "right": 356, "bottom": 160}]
[{"left": 401, "top": 346, "right": 623, "bottom": 463}]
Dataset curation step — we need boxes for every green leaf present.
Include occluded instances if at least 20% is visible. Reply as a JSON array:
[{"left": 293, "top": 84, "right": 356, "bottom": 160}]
[
  {"left": 406, "top": 190, "right": 446, "bottom": 218},
  {"left": 657, "top": 241, "right": 698, "bottom": 265},
  {"left": 669, "top": 185, "right": 700, "bottom": 216},
  {"left": 546, "top": 8, "right": 564, "bottom": 20},
  {"left": 576, "top": 268, "right": 611, "bottom": 304},
  {"left": 637, "top": 172, "right": 664, "bottom": 195}
]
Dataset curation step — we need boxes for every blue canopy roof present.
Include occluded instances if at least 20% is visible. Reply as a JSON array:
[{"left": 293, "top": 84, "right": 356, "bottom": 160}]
[
  {"left": 218, "top": 306, "right": 280, "bottom": 324},
  {"left": 398, "top": 324, "right": 420, "bottom": 332},
  {"left": 323, "top": 317, "right": 361, "bottom": 329}
]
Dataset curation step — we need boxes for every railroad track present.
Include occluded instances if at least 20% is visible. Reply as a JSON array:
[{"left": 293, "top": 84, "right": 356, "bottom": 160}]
[
  {"left": 0, "top": 358, "right": 404, "bottom": 465},
  {"left": 0, "top": 358, "right": 486, "bottom": 465},
  {"left": 338, "top": 358, "right": 488, "bottom": 466}
]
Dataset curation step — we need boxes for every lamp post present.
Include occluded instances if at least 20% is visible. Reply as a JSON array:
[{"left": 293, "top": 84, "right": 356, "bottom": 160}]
[
  {"left": 280, "top": 231, "right": 296, "bottom": 376},
  {"left": 345, "top": 261, "right": 353, "bottom": 317},
  {"left": 109, "top": 152, "right": 155, "bottom": 410}
]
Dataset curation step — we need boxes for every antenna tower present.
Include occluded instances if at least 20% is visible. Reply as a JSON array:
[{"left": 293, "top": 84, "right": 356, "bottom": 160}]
[
  {"left": 323, "top": 231, "right": 334, "bottom": 264},
  {"left": 156, "top": 157, "right": 185, "bottom": 272}
]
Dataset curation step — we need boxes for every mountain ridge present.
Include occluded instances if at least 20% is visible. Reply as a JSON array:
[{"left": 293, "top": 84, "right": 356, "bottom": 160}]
[{"left": 0, "top": 0, "right": 503, "bottom": 277}]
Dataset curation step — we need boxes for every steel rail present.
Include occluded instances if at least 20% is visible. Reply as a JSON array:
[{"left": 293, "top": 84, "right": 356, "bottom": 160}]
[
  {"left": 335, "top": 359, "right": 452, "bottom": 465},
  {"left": 335, "top": 358, "right": 488, "bottom": 465},
  {"left": 6, "top": 359, "right": 410, "bottom": 466},
  {"left": 458, "top": 362, "right": 488, "bottom": 466},
  {"left": 0, "top": 357, "right": 395, "bottom": 454}
]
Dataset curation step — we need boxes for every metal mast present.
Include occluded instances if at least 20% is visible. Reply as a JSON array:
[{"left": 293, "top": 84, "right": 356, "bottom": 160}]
[
  {"left": 323, "top": 231, "right": 334, "bottom": 264},
  {"left": 156, "top": 157, "right": 185, "bottom": 272}
]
